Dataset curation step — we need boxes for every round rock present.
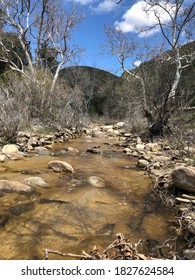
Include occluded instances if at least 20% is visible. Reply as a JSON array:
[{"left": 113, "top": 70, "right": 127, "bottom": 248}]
[
  {"left": 48, "top": 160, "right": 74, "bottom": 173},
  {"left": 87, "top": 176, "right": 105, "bottom": 188},
  {"left": 2, "top": 144, "right": 19, "bottom": 155},
  {"left": 171, "top": 166, "right": 195, "bottom": 192},
  {"left": 24, "top": 177, "right": 48, "bottom": 188}
]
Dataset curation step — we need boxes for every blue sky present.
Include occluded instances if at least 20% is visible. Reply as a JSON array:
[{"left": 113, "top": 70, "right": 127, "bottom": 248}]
[
  {"left": 67, "top": 0, "right": 194, "bottom": 76},
  {"left": 70, "top": 0, "right": 137, "bottom": 76}
]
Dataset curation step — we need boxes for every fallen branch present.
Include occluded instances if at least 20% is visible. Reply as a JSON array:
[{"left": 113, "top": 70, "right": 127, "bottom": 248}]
[
  {"left": 43, "top": 233, "right": 152, "bottom": 260},
  {"left": 44, "top": 249, "right": 93, "bottom": 260}
]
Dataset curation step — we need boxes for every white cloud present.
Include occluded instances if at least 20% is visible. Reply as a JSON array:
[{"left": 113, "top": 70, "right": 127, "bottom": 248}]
[
  {"left": 92, "top": 0, "right": 117, "bottom": 13},
  {"left": 74, "top": 0, "right": 94, "bottom": 5},
  {"left": 133, "top": 60, "right": 142, "bottom": 67},
  {"left": 115, "top": 1, "right": 175, "bottom": 37}
]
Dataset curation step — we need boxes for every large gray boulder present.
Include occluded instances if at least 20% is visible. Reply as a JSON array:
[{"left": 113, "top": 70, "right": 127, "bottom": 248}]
[{"left": 171, "top": 166, "right": 195, "bottom": 192}]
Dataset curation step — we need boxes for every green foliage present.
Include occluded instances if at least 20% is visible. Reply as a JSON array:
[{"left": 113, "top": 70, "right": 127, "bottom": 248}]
[{"left": 60, "top": 66, "right": 121, "bottom": 115}]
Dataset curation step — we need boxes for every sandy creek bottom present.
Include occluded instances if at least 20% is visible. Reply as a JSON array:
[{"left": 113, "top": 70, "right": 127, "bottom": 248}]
[{"left": 0, "top": 136, "right": 177, "bottom": 259}]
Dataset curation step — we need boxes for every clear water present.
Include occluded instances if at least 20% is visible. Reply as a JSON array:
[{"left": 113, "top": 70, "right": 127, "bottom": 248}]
[{"left": 0, "top": 136, "right": 176, "bottom": 259}]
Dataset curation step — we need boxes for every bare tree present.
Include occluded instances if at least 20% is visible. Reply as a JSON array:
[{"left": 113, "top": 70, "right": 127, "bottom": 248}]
[
  {"left": 105, "top": 0, "right": 195, "bottom": 136},
  {"left": 143, "top": 0, "right": 195, "bottom": 99},
  {"left": 0, "top": 0, "right": 83, "bottom": 93}
]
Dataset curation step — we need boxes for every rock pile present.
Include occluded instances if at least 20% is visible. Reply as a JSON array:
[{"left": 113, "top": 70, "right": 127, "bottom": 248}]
[{"left": 0, "top": 127, "right": 81, "bottom": 161}]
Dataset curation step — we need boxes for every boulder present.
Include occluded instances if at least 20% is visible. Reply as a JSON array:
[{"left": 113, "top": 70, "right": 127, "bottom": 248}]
[
  {"left": 87, "top": 176, "right": 105, "bottom": 188},
  {"left": 115, "top": 122, "right": 125, "bottom": 128},
  {"left": 0, "top": 180, "right": 35, "bottom": 194},
  {"left": 137, "top": 159, "right": 149, "bottom": 168},
  {"left": 34, "top": 147, "right": 49, "bottom": 155},
  {"left": 102, "top": 125, "right": 113, "bottom": 131},
  {"left": 24, "top": 177, "right": 48, "bottom": 188},
  {"left": 145, "top": 143, "right": 161, "bottom": 152},
  {"left": 67, "top": 147, "right": 79, "bottom": 153},
  {"left": 28, "top": 137, "right": 38, "bottom": 147},
  {"left": 123, "top": 148, "right": 132, "bottom": 154},
  {"left": 171, "top": 166, "right": 195, "bottom": 192},
  {"left": 2, "top": 144, "right": 19, "bottom": 155},
  {"left": 48, "top": 160, "right": 74, "bottom": 173},
  {"left": 136, "top": 144, "right": 145, "bottom": 151},
  {"left": 152, "top": 155, "right": 170, "bottom": 162},
  {"left": 136, "top": 137, "right": 142, "bottom": 144},
  {"left": 87, "top": 147, "right": 101, "bottom": 154},
  {"left": 8, "top": 154, "right": 25, "bottom": 160}
]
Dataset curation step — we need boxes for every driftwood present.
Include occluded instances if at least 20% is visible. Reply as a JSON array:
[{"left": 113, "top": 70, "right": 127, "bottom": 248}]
[
  {"left": 44, "top": 233, "right": 153, "bottom": 260},
  {"left": 176, "top": 197, "right": 195, "bottom": 204},
  {"left": 182, "top": 194, "right": 195, "bottom": 200}
]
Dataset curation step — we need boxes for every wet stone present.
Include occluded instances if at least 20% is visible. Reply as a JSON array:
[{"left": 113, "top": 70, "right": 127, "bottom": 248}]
[
  {"left": 24, "top": 177, "right": 48, "bottom": 188},
  {"left": 9, "top": 202, "right": 35, "bottom": 216},
  {"left": 48, "top": 160, "right": 74, "bottom": 173},
  {"left": 0, "top": 215, "right": 9, "bottom": 226},
  {"left": 0, "top": 180, "right": 36, "bottom": 194},
  {"left": 87, "top": 176, "right": 105, "bottom": 188},
  {"left": 34, "top": 147, "right": 49, "bottom": 156},
  {"left": 87, "top": 147, "right": 101, "bottom": 154},
  {"left": 97, "top": 223, "right": 115, "bottom": 236}
]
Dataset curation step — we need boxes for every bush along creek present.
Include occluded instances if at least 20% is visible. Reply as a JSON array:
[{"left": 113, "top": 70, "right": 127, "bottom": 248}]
[{"left": 0, "top": 122, "right": 194, "bottom": 260}]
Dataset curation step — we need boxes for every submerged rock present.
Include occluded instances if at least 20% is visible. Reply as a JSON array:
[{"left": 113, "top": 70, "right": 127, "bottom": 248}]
[
  {"left": 67, "top": 147, "right": 79, "bottom": 153},
  {"left": 0, "top": 180, "right": 35, "bottom": 194},
  {"left": 171, "top": 166, "right": 195, "bottom": 192},
  {"left": 34, "top": 147, "right": 49, "bottom": 155},
  {"left": 48, "top": 160, "right": 74, "bottom": 173},
  {"left": 87, "top": 176, "right": 105, "bottom": 188},
  {"left": 24, "top": 177, "right": 48, "bottom": 188},
  {"left": 9, "top": 202, "right": 35, "bottom": 216},
  {"left": 0, "top": 215, "right": 9, "bottom": 226},
  {"left": 87, "top": 147, "right": 101, "bottom": 154},
  {"left": 97, "top": 223, "right": 115, "bottom": 236}
]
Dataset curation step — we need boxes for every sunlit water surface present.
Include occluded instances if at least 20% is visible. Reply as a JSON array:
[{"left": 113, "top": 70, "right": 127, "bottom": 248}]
[{"left": 0, "top": 136, "right": 176, "bottom": 259}]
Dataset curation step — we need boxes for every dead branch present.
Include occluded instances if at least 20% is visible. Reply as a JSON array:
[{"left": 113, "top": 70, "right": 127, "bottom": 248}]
[
  {"left": 44, "top": 249, "right": 93, "bottom": 260},
  {"left": 44, "top": 233, "right": 153, "bottom": 260}
]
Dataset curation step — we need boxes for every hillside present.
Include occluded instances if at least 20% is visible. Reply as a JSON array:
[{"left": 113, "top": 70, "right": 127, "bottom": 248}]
[{"left": 60, "top": 66, "right": 121, "bottom": 115}]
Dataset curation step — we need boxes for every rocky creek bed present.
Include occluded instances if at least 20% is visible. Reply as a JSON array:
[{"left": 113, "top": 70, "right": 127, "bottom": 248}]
[{"left": 0, "top": 123, "right": 194, "bottom": 259}]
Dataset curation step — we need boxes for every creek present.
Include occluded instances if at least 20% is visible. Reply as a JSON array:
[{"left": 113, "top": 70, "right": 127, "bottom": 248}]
[{"left": 0, "top": 135, "right": 177, "bottom": 259}]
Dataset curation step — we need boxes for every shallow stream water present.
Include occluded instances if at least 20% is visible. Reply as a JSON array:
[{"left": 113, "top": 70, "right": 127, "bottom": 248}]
[{"left": 0, "top": 136, "right": 176, "bottom": 259}]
